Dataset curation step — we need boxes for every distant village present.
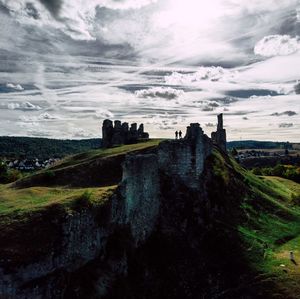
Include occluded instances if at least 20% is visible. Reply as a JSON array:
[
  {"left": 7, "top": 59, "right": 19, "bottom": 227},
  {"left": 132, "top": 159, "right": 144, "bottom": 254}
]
[
  {"left": 4, "top": 158, "right": 59, "bottom": 171},
  {"left": 236, "top": 149, "right": 290, "bottom": 160}
]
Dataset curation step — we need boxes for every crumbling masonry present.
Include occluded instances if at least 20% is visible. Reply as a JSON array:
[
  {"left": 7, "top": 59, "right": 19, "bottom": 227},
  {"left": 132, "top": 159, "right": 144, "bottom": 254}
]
[
  {"left": 211, "top": 113, "right": 227, "bottom": 152},
  {"left": 122, "top": 114, "right": 227, "bottom": 243},
  {"left": 102, "top": 120, "right": 149, "bottom": 148}
]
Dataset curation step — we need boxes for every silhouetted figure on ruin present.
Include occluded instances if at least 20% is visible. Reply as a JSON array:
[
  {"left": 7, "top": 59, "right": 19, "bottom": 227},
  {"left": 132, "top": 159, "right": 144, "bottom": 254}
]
[
  {"left": 175, "top": 131, "right": 178, "bottom": 139},
  {"left": 179, "top": 130, "right": 182, "bottom": 139}
]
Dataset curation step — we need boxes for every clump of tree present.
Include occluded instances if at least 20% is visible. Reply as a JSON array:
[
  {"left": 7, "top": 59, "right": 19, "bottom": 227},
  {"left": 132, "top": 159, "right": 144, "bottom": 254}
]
[
  {"left": 0, "top": 160, "right": 22, "bottom": 184},
  {"left": 252, "top": 164, "right": 300, "bottom": 183}
]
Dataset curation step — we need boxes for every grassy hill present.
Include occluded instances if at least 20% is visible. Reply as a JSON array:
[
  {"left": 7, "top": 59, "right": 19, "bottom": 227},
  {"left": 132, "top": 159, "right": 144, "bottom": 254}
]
[
  {"left": 1, "top": 139, "right": 161, "bottom": 219},
  {"left": 1, "top": 140, "right": 300, "bottom": 298},
  {"left": 14, "top": 139, "right": 162, "bottom": 188},
  {"left": 227, "top": 158, "right": 300, "bottom": 298},
  {"left": 0, "top": 140, "right": 161, "bottom": 269},
  {"left": 0, "top": 185, "right": 116, "bottom": 219}
]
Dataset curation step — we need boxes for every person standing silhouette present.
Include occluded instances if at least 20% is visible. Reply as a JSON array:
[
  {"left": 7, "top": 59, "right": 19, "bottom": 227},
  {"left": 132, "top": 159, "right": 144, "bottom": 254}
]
[
  {"left": 175, "top": 131, "right": 178, "bottom": 139},
  {"left": 179, "top": 130, "right": 182, "bottom": 139}
]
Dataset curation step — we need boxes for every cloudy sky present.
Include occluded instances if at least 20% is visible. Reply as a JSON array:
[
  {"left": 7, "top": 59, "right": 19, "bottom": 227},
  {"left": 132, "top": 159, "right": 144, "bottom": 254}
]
[{"left": 0, "top": 0, "right": 299, "bottom": 141}]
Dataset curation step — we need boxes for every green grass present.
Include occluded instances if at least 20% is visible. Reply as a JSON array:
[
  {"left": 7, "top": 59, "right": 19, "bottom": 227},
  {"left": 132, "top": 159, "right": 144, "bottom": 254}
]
[
  {"left": 261, "top": 176, "right": 300, "bottom": 201},
  {"left": 14, "top": 139, "right": 164, "bottom": 188},
  {"left": 0, "top": 184, "right": 117, "bottom": 220},
  {"left": 211, "top": 149, "right": 230, "bottom": 185},
  {"left": 209, "top": 153, "right": 300, "bottom": 297},
  {"left": 51, "top": 139, "right": 163, "bottom": 171},
  {"left": 233, "top": 163, "right": 300, "bottom": 297}
]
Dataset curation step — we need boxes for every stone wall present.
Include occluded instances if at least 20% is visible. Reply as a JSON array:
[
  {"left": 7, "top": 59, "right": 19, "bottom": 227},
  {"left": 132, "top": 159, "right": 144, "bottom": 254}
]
[
  {"left": 158, "top": 123, "right": 212, "bottom": 189},
  {"left": 121, "top": 154, "right": 160, "bottom": 244},
  {"left": 102, "top": 119, "right": 149, "bottom": 148}
]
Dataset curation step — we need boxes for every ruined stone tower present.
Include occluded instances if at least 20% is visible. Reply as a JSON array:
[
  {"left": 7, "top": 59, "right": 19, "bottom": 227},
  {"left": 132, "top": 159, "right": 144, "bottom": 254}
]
[
  {"left": 211, "top": 113, "right": 227, "bottom": 152},
  {"left": 102, "top": 119, "right": 114, "bottom": 148},
  {"left": 158, "top": 123, "right": 212, "bottom": 189},
  {"left": 102, "top": 119, "right": 149, "bottom": 148}
]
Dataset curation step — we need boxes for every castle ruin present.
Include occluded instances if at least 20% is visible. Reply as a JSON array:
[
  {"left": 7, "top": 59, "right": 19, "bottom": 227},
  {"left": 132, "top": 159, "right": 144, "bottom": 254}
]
[
  {"left": 102, "top": 119, "right": 149, "bottom": 148},
  {"left": 122, "top": 114, "right": 227, "bottom": 240},
  {"left": 0, "top": 114, "right": 229, "bottom": 298},
  {"left": 211, "top": 113, "right": 227, "bottom": 152},
  {"left": 102, "top": 114, "right": 226, "bottom": 150}
]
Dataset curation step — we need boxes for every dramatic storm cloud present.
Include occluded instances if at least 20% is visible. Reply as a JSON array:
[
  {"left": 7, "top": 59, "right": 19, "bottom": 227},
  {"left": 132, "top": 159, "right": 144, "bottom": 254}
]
[{"left": 0, "top": 0, "right": 299, "bottom": 140}]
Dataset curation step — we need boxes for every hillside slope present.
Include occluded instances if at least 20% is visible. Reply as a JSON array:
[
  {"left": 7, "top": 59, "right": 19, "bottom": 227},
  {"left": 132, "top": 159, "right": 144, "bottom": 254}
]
[
  {"left": 236, "top": 172, "right": 300, "bottom": 298},
  {"left": 0, "top": 142, "right": 300, "bottom": 298},
  {"left": 14, "top": 139, "right": 161, "bottom": 188}
]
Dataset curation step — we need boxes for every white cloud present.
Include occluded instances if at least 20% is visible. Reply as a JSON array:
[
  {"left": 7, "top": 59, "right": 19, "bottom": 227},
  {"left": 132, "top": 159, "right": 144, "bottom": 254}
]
[
  {"left": 95, "top": 109, "right": 114, "bottom": 119},
  {"left": 71, "top": 127, "right": 94, "bottom": 138},
  {"left": 62, "top": 106, "right": 96, "bottom": 113},
  {"left": 93, "top": 0, "right": 157, "bottom": 10},
  {"left": 7, "top": 101, "right": 42, "bottom": 111},
  {"left": 254, "top": 35, "right": 300, "bottom": 57},
  {"left": 135, "top": 87, "right": 184, "bottom": 99},
  {"left": 16, "top": 121, "right": 39, "bottom": 128},
  {"left": 6, "top": 83, "right": 24, "bottom": 91},
  {"left": 1, "top": 0, "right": 158, "bottom": 41},
  {"left": 39, "top": 112, "right": 57, "bottom": 119},
  {"left": 239, "top": 52, "right": 300, "bottom": 83},
  {"left": 19, "top": 113, "right": 59, "bottom": 122},
  {"left": 164, "top": 67, "right": 235, "bottom": 85}
]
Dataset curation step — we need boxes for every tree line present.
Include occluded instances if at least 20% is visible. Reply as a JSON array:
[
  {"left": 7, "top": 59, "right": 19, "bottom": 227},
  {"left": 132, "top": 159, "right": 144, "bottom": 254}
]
[{"left": 0, "top": 137, "right": 101, "bottom": 160}]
